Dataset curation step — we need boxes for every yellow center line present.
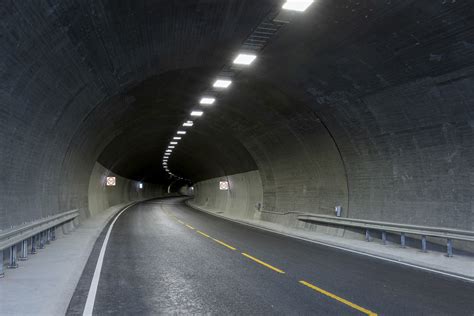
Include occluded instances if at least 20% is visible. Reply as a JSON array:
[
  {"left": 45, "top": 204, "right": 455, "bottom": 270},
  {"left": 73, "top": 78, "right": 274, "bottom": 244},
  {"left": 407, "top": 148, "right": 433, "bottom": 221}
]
[
  {"left": 197, "top": 230, "right": 211, "bottom": 238},
  {"left": 212, "top": 238, "right": 237, "bottom": 251},
  {"left": 241, "top": 253, "right": 285, "bottom": 274},
  {"left": 299, "top": 280, "right": 377, "bottom": 316},
  {"left": 164, "top": 206, "right": 375, "bottom": 316}
]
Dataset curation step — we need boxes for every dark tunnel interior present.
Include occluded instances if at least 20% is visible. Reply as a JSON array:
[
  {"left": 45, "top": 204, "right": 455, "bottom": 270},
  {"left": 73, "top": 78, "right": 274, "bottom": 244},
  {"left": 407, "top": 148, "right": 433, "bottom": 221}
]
[
  {"left": 2, "top": 1, "right": 474, "bottom": 315},
  {"left": 1, "top": 0, "right": 473, "bottom": 243}
]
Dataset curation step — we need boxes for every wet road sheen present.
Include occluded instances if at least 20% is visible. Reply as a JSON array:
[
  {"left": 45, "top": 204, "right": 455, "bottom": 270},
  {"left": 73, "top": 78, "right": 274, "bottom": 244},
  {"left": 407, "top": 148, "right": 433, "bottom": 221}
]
[{"left": 68, "top": 197, "right": 474, "bottom": 315}]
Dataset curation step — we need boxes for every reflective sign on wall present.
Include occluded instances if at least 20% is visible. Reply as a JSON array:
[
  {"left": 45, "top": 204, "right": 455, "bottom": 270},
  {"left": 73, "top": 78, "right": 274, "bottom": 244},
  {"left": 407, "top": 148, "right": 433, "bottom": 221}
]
[
  {"left": 219, "top": 181, "right": 229, "bottom": 191},
  {"left": 106, "top": 177, "right": 116, "bottom": 186}
]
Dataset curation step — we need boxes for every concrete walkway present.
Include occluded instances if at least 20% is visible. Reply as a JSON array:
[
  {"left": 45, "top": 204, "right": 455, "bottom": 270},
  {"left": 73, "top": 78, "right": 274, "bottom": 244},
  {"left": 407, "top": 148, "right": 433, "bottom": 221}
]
[
  {"left": 187, "top": 201, "right": 474, "bottom": 281},
  {"left": 0, "top": 203, "right": 133, "bottom": 316}
]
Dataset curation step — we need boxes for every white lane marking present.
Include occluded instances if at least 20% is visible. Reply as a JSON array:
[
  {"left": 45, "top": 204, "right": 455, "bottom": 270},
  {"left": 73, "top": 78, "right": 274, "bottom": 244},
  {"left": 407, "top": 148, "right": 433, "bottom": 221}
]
[{"left": 83, "top": 204, "right": 135, "bottom": 316}]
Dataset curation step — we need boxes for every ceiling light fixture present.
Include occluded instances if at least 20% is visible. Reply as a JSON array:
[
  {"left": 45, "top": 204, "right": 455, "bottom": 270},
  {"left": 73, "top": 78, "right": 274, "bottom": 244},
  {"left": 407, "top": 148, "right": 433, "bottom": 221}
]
[
  {"left": 200, "top": 97, "right": 215, "bottom": 105},
  {"left": 282, "top": 0, "right": 314, "bottom": 12},
  {"left": 183, "top": 121, "right": 194, "bottom": 127},
  {"left": 173, "top": 137, "right": 181, "bottom": 140},
  {"left": 190, "top": 111, "right": 203, "bottom": 117},
  {"left": 177, "top": 131, "right": 186, "bottom": 135},
  {"left": 233, "top": 53, "right": 257, "bottom": 65},
  {"left": 170, "top": 141, "right": 178, "bottom": 145},
  {"left": 213, "top": 79, "right": 232, "bottom": 89}
]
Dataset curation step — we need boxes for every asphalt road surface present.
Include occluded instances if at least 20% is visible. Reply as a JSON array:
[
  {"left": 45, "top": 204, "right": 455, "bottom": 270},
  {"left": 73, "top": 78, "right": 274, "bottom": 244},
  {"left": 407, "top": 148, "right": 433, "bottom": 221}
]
[{"left": 67, "top": 197, "right": 474, "bottom": 315}]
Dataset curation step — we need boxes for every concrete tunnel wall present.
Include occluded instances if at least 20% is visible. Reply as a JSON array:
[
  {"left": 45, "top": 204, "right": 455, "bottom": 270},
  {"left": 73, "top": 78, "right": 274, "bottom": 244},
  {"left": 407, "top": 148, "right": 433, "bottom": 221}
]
[
  {"left": 0, "top": 1, "right": 273, "bottom": 229},
  {"left": 189, "top": 70, "right": 474, "bottom": 228},
  {"left": 1, "top": 1, "right": 473, "bottom": 254},
  {"left": 188, "top": 69, "right": 474, "bottom": 253},
  {"left": 87, "top": 162, "right": 166, "bottom": 218},
  {"left": 191, "top": 171, "right": 264, "bottom": 220}
]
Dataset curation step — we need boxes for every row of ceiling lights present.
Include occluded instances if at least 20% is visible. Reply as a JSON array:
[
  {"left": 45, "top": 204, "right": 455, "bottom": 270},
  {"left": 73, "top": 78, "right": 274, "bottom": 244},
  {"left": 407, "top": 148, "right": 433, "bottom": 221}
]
[{"left": 162, "top": 0, "right": 314, "bottom": 181}]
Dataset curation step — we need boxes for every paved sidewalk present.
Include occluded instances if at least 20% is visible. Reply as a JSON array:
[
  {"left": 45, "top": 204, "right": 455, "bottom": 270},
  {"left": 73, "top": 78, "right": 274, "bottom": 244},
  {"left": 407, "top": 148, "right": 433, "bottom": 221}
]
[
  {"left": 0, "top": 202, "right": 133, "bottom": 316},
  {"left": 187, "top": 201, "right": 474, "bottom": 281}
]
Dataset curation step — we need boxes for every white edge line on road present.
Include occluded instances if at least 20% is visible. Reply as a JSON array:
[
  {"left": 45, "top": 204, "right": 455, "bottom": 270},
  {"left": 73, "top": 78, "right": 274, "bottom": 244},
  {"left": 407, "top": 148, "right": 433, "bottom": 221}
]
[
  {"left": 82, "top": 204, "right": 135, "bottom": 316},
  {"left": 185, "top": 201, "right": 474, "bottom": 284}
]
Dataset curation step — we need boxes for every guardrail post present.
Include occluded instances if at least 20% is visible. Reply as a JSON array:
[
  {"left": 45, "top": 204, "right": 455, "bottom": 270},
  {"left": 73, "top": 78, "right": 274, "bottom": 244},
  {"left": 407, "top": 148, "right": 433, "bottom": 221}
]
[
  {"left": 30, "top": 236, "right": 37, "bottom": 254},
  {"left": 19, "top": 240, "right": 28, "bottom": 261},
  {"left": 400, "top": 233, "right": 406, "bottom": 248},
  {"left": 8, "top": 245, "right": 18, "bottom": 269},
  {"left": 446, "top": 238, "right": 453, "bottom": 257},
  {"left": 69, "top": 220, "right": 76, "bottom": 232},
  {"left": 51, "top": 227, "right": 56, "bottom": 241},
  {"left": 0, "top": 250, "right": 4, "bottom": 277},
  {"left": 421, "top": 235, "right": 427, "bottom": 252},
  {"left": 73, "top": 217, "right": 80, "bottom": 228},
  {"left": 62, "top": 223, "right": 69, "bottom": 235},
  {"left": 382, "top": 231, "right": 387, "bottom": 245},
  {"left": 46, "top": 229, "right": 51, "bottom": 244},
  {"left": 365, "top": 229, "right": 371, "bottom": 242},
  {"left": 39, "top": 232, "right": 45, "bottom": 249}
]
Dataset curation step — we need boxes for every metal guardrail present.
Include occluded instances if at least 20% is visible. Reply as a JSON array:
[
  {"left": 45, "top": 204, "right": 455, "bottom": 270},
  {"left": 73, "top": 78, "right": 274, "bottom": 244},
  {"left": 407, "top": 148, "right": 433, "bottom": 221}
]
[
  {"left": 0, "top": 209, "right": 80, "bottom": 277},
  {"left": 298, "top": 214, "right": 474, "bottom": 257}
]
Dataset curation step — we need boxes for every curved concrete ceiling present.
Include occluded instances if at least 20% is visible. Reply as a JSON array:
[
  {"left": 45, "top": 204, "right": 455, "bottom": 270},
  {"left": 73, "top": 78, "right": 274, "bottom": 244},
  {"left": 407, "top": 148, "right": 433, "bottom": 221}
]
[
  {"left": 94, "top": 69, "right": 259, "bottom": 183},
  {"left": 2, "top": 0, "right": 474, "bottom": 231}
]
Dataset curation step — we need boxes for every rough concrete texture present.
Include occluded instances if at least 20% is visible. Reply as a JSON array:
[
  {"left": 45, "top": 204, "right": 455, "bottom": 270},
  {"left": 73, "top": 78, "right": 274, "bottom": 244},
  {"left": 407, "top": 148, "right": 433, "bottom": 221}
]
[
  {"left": 87, "top": 162, "right": 164, "bottom": 217},
  {"left": 1, "top": 1, "right": 473, "bottom": 256},
  {"left": 192, "top": 171, "right": 263, "bottom": 220},
  {"left": 0, "top": 1, "right": 272, "bottom": 230}
]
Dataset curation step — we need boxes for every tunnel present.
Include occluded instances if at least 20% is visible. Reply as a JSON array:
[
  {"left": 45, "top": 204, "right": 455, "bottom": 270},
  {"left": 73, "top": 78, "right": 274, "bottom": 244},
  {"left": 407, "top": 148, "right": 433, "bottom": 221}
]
[{"left": 1, "top": 1, "right": 474, "bottom": 315}]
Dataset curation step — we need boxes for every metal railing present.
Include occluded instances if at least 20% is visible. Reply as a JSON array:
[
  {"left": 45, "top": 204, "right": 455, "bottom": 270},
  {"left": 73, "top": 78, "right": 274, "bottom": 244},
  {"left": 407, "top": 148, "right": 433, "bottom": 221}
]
[
  {"left": 0, "top": 209, "right": 80, "bottom": 277},
  {"left": 298, "top": 214, "right": 474, "bottom": 257}
]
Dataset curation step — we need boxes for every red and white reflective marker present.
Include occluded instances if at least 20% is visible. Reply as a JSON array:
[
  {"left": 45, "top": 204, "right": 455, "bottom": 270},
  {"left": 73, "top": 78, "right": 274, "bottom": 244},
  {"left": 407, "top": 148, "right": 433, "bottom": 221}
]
[
  {"left": 106, "top": 177, "right": 116, "bottom": 186},
  {"left": 219, "top": 181, "right": 229, "bottom": 191}
]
